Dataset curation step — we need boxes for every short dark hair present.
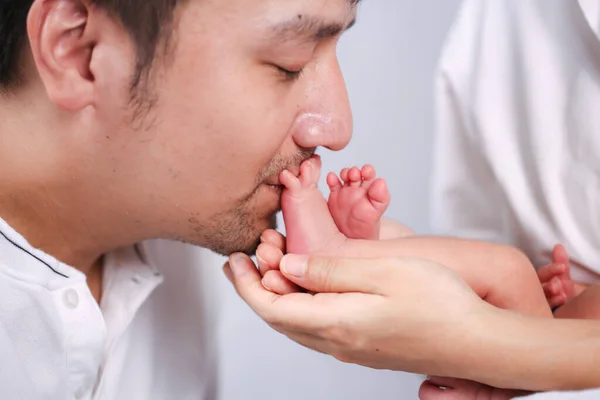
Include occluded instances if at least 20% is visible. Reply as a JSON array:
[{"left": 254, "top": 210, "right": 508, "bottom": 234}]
[{"left": 0, "top": 0, "right": 181, "bottom": 92}]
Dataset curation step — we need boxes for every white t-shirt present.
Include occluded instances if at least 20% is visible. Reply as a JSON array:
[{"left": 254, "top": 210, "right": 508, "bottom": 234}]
[
  {"left": 521, "top": 390, "right": 600, "bottom": 399},
  {"left": 432, "top": 0, "right": 600, "bottom": 284},
  {"left": 0, "top": 217, "right": 219, "bottom": 399}
]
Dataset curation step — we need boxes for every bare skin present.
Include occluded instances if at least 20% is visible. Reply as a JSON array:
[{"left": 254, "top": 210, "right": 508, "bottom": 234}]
[
  {"left": 275, "top": 157, "right": 551, "bottom": 318},
  {"left": 1, "top": 0, "right": 358, "bottom": 302},
  {"left": 226, "top": 248, "right": 600, "bottom": 393},
  {"left": 257, "top": 158, "right": 554, "bottom": 399}
]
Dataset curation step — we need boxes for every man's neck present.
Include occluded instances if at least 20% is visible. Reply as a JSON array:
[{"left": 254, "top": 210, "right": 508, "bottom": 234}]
[
  {"left": 0, "top": 189, "right": 106, "bottom": 273},
  {"left": 0, "top": 90, "right": 151, "bottom": 296},
  {"left": 87, "top": 256, "right": 105, "bottom": 303},
  {"left": 0, "top": 189, "right": 110, "bottom": 302}
]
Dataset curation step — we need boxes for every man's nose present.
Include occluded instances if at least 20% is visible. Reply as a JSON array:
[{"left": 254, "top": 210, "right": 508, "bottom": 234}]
[{"left": 291, "top": 58, "right": 352, "bottom": 151}]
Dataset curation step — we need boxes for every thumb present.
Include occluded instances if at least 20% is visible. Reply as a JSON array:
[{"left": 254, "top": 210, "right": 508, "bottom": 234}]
[
  {"left": 552, "top": 244, "right": 571, "bottom": 274},
  {"left": 279, "top": 254, "right": 386, "bottom": 294}
]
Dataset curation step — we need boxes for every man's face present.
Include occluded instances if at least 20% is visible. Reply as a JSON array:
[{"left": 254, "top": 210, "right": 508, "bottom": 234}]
[{"left": 107, "top": 0, "right": 355, "bottom": 255}]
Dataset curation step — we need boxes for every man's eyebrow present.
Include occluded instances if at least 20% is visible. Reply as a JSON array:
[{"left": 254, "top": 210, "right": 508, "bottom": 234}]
[{"left": 270, "top": 15, "right": 357, "bottom": 43}]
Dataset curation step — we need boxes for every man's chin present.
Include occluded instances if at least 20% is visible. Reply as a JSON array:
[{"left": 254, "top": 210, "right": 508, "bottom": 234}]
[
  {"left": 184, "top": 212, "right": 279, "bottom": 257},
  {"left": 176, "top": 235, "right": 261, "bottom": 257},
  {"left": 226, "top": 238, "right": 262, "bottom": 257}
]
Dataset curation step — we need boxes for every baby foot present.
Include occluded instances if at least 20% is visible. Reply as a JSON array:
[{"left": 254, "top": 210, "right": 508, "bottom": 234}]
[
  {"left": 280, "top": 155, "right": 346, "bottom": 255},
  {"left": 538, "top": 244, "right": 576, "bottom": 309},
  {"left": 327, "top": 165, "right": 390, "bottom": 240}
]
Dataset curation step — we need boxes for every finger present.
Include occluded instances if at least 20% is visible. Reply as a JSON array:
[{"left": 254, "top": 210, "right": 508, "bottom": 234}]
[
  {"left": 223, "top": 263, "right": 234, "bottom": 283},
  {"left": 548, "top": 294, "right": 567, "bottom": 309},
  {"left": 327, "top": 172, "right": 343, "bottom": 192},
  {"left": 552, "top": 244, "right": 575, "bottom": 284},
  {"left": 554, "top": 244, "right": 571, "bottom": 279},
  {"left": 279, "top": 254, "right": 386, "bottom": 294},
  {"left": 419, "top": 381, "right": 457, "bottom": 400},
  {"left": 228, "top": 252, "right": 282, "bottom": 313},
  {"left": 256, "top": 242, "right": 285, "bottom": 276},
  {"left": 552, "top": 244, "right": 572, "bottom": 279},
  {"left": 229, "top": 253, "right": 338, "bottom": 331},
  {"left": 262, "top": 270, "right": 301, "bottom": 295},
  {"left": 537, "top": 263, "right": 567, "bottom": 282},
  {"left": 552, "top": 244, "right": 570, "bottom": 266},
  {"left": 260, "top": 229, "right": 286, "bottom": 253},
  {"left": 542, "top": 277, "right": 564, "bottom": 298},
  {"left": 425, "top": 376, "right": 463, "bottom": 388},
  {"left": 256, "top": 246, "right": 270, "bottom": 277}
]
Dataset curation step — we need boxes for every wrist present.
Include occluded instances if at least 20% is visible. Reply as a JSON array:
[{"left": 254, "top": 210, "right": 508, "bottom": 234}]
[{"left": 458, "top": 304, "right": 600, "bottom": 391}]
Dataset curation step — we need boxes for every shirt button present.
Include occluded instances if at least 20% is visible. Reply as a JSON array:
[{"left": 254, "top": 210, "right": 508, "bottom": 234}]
[{"left": 63, "top": 289, "right": 79, "bottom": 309}]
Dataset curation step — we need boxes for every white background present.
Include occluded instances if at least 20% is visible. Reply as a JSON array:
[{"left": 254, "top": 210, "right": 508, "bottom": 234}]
[{"left": 213, "top": 1, "right": 464, "bottom": 399}]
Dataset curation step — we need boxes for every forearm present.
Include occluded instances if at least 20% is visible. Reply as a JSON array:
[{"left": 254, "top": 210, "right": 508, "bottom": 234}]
[
  {"left": 345, "top": 236, "right": 533, "bottom": 295},
  {"left": 455, "top": 304, "right": 600, "bottom": 391},
  {"left": 344, "top": 236, "right": 552, "bottom": 317},
  {"left": 555, "top": 283, "right": 600, "bottom": 319},
  {"left": 348, "top": 236, "right": 517, "bottom": 269}
]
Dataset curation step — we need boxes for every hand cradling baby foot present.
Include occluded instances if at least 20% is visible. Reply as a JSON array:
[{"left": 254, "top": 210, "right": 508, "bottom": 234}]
[{"left": 260, "top": 156, "right": 391, "bottom": 295}]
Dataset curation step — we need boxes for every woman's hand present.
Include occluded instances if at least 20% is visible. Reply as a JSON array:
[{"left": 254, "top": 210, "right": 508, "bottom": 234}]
[
  {"left": 254, "top": 229, "right": 299, "bottom": 295},
  {"left": 420, "top": 377, "right": 531, "bottom": 400},
  {"left": 225, "top": 230, "right": 600, "bottom": 392},
  {"left": 224, "top": 247, "right": 486, "bottom": 377}
]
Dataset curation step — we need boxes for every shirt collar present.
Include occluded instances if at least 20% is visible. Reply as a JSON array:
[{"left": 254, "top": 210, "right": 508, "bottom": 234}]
[{"left": 0, "top": 216, "right": 85, "bottom": 289}]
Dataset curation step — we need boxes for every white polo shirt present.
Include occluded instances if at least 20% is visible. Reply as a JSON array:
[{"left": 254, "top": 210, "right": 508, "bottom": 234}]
[
  {"left": 522, "top": 390, "right": 600, "bottom": 399},
  {"left": 432, "top": 0, "right": 600, "bottom": 283},
  {"left": 0, "top": 217, "right": 218, "bottom": 399}
]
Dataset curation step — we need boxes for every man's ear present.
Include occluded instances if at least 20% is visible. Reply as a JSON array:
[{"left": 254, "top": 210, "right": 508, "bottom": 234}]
[{"left": 27, "top": 0, "right": 104, "bottom": 111}]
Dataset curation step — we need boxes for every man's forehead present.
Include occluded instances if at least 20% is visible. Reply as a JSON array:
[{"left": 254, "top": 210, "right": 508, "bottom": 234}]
[{"left": 186, "top": 0, "right": 359, "bottom": 46}]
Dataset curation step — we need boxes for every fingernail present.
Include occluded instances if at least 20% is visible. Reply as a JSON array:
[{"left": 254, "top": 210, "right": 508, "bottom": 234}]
[
  {"left": 256, "top": 252, "right": 266, "bottom": 266},
  {"left": 261, "top": 277, "right": 274, "bottom": 292},
  {"left": 281, "top": 254, "right": 308, "bottom": 277},
  {"left": 229, "top": 253, "right": 247, "bottom": 276}
]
